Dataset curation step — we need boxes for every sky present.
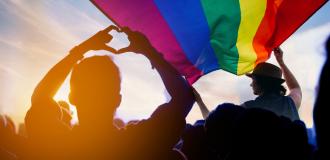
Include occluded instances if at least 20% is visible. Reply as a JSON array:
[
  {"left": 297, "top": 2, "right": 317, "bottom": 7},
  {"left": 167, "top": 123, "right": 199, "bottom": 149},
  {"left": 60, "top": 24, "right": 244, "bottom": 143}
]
[{"left": 0, "top": 0, "right": 329, "bottom": 128}]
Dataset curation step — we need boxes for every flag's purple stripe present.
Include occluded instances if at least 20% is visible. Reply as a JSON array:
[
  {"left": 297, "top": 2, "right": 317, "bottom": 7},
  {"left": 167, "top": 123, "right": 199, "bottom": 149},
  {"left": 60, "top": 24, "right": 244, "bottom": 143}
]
[
  {"left": 92, "top": 0, "right": 203, "bottom": 83},
  {"left": 153, "top": 0, "right": 219, "bottom": 74}
]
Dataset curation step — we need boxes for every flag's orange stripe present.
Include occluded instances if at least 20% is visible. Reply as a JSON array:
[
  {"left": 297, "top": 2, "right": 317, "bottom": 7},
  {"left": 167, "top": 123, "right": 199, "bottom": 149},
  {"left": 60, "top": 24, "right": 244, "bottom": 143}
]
[{"left": 253, "top": 0, "right": 284, "bottom": 66}]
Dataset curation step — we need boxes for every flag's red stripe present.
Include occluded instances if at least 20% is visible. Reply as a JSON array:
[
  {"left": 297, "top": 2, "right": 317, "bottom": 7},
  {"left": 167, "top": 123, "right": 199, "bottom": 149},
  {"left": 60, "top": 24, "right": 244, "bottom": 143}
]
[
  {"left": 91, "top": 0, "right": 202, "bottom": 84},
  {"left": 271, "top": 0, "right": 327, "bottom": 47},
  {"left": 253, "top": 0, "right": 327, "bottom": 66}
]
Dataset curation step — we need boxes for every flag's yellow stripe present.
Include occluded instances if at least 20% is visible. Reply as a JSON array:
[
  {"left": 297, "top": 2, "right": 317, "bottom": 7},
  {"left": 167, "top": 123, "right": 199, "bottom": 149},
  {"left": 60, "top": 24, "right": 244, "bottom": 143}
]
[{"left": 236, "top": 0, "right": 267, "bottom": 75}]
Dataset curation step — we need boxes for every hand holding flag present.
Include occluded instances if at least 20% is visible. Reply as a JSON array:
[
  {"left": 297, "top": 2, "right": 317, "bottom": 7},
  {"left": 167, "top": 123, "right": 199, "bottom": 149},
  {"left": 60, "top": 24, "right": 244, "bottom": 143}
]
[{"left": 116, "top": 27, "right": 155, "bottom": 55}]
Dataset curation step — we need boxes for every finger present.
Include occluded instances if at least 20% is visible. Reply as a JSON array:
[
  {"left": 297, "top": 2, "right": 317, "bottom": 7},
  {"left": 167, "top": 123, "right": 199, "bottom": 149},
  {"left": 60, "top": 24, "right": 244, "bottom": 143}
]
[
  {"left": 120, "top": 27, "right": 133, "bottom": 35},
  {"left": 278, "top": 47, "right": 283, "bottom": 54},
  {"left": 273, "top": 49, "right": 280, "bottom": 55},
  {"left": 102, "top": 45, "right": 117, "bottom": 53},
  {"left": 103, "top": 34, "right": 113, "bottom": 43},
  {"left": 95, "top": 32, "right": 113, "bottom": 44},
  {"left": 116, "top": 46, "right": 132, "bottom": 54},
  {"left": 274, "top": 47, "right": 283, "bottom": 53},
  {"left": 103, "top": 25, "right": 119, "bottom": 33},
  {"left": 120, "top": 26, "right": 130, "bottom": 32}
]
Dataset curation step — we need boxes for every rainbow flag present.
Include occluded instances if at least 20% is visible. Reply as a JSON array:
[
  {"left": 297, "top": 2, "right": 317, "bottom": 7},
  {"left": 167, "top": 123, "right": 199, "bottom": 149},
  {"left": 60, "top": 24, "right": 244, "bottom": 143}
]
[{"left": 91, "top": 0, "right": 327, "bottom": 84}]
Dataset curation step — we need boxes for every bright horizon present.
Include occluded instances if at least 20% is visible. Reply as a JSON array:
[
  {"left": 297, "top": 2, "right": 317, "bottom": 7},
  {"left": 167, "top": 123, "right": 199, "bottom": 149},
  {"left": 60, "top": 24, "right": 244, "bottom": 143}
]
[{"left": 0, "top": 0, "right": 329, "bottom": 128}]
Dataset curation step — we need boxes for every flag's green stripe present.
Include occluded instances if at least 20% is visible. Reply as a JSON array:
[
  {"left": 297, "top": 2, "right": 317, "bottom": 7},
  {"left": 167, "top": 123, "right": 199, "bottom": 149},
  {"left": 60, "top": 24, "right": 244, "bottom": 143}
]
[{"left": 201, "top": 0, "right": 241, "bottom": 74}]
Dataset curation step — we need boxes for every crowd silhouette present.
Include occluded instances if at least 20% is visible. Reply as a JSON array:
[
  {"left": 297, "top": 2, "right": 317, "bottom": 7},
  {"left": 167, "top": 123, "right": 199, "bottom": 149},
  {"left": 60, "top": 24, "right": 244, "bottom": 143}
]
[{"left": 0, "top": 25, "right": 329, "bottom": 160}]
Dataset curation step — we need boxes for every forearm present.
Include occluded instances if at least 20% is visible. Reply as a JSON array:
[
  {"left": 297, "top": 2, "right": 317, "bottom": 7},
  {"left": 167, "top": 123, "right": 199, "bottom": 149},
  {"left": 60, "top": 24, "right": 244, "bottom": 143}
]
[
  {"left": 278, "top": 62, "right": 300, "bottom": 90},
  {"left": 197, "top": 100, "right": 210, "bottom": 119},
  {"left": 31, "top": 46, "right": 87, "bottom": 103},
  {"left": 144, "top": 47, "right": 194, "bottom": 116},
  {"left": 278, "top": 60, "right": 302, "bottom": 108},
  {"left": 274, "top": 47, "right": 302, "bottom": 108},
  {"left": 145, "top": 47, "right": 190, "bottom": 96}
]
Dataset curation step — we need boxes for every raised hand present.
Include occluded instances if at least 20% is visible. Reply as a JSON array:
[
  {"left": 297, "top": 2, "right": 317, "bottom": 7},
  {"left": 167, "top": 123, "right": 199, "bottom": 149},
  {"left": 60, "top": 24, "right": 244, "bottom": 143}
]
[
  {"left": 273, "top": 47, "right": 284, "bottom": 65},
  {"left": 72, "top": 25, "right": 120, "bottom": 55},
  {"left": 115, "top": 27, "right": 153, "bottom": 54},
  {"left": 274, "top": 47, "right": 302, "bottom": 108}
]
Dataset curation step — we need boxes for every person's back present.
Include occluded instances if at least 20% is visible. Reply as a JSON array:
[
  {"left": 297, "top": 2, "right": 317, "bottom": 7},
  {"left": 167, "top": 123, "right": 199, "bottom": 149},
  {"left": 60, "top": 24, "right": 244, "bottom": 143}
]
[{"left": 244, "top": 93, "right": 299, "bottom": 121}]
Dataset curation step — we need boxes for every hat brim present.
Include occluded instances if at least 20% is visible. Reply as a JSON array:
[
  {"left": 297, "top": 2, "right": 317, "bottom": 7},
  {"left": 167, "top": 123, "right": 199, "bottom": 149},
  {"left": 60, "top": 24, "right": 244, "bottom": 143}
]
[
  {"left": 246, "top": 73, "right": 253, "bottom": 78},
  {"left": 245, "top": 73, "right": 285, "bottom": 84}
]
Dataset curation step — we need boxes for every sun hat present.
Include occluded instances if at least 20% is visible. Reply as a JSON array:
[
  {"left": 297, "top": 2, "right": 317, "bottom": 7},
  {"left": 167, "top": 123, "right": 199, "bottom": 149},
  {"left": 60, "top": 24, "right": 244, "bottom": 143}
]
[{"left": 246, "top": 62, "right": 285, "bottom": 83}]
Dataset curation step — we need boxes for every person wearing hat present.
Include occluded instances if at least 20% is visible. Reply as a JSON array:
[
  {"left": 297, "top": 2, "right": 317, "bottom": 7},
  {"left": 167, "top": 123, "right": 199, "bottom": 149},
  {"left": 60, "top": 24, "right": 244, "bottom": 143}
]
[{"left": 242, "top": 47, "right": 301, "bottom": 121}]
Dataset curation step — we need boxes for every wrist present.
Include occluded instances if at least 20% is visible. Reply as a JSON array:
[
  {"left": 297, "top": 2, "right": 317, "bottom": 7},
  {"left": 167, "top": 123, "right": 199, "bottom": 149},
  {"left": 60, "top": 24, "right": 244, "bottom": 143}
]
[
  {"left": 71, "top": 43, "right": 90, "bottom": 53},
  {"left": 278, "top": 63, "right": 286, "bottom": 70},
  {"left": 277, "top": 60, "right": 285, "bottom": 66},
  {"left": 139, "top": 45, "right": 155, "bottom": 57},
  {"left": 145, "top": 48, "right": 163, "bottom": 60},
  {"left": 279, "top": 62, "right": 285, "bottom": 67},
  {"left": 69, "top": 45, "right": 88, "bottom": 60}
]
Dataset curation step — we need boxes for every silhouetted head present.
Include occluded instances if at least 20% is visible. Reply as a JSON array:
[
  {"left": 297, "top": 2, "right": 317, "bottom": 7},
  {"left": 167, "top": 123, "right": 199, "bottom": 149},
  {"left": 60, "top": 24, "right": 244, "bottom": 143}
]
[
  {"left": 227, "top": 108, "right": 311, "bottom": 160},
  {"left": 204, "top": 103, "right": 245, "bottom": 158},
  {"left": 313, "top": 36, "right": 330, "bottom": 159},
  {"left": 227, "top": 108, "right": 283, "bottom": 160},
  {"left": 246, "top": 63, "right": 286, "bottom": 95},
  {"left": 69, "top": 56, "right": 121, "bottom": 120}
]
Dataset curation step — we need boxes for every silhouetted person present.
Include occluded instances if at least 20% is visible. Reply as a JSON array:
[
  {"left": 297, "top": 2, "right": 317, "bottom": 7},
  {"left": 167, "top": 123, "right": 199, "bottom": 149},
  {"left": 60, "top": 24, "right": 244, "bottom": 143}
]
[
  {"left": 313, "top": 36, "right": 330, "bottom": 160},
  {"left": 242, "top": 47, "right": 301, "bottom": 121},
  {"left": 24, "top": 26, "right": 194, "bottom": 159},
  {"left": 226, "top": 108, "right": 310, "bottom": 160},
  {"left": 186, "top": 92, "right": 310, "bottom": 160},
  {"left": 1, "top": 114, "right": 16, "bottom": 159},
  {"left": 181, "top": 88, "right": 246, "bottom": 159},
  {"left": 180, "top": 103, "right": 245, "bottom": 160},
  {"left": 1, "top": 115, "right": 26, "bottom": 159}
]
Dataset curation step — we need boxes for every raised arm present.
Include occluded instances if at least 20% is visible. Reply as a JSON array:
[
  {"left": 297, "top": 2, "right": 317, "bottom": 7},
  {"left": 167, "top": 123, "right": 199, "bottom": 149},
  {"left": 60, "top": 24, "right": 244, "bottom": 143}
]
[
  {"left": 117, "top": 28, "right": 194, "bottom": 118},
  {"left": 274, "top": 47, "right": 302, "bottom": 109},
  {"left": 31, "top": 26, "right": 117, "bottom": 106},
  {"left": 192, "top": 87, "right": 210, "bottom": 119}
]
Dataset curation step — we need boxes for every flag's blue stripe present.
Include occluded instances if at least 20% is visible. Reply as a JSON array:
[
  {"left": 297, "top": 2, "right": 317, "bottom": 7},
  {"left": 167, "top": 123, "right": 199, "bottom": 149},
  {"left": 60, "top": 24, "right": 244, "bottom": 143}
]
[{"left": 153, "top": 0, "right": 219, "bottom": 73}]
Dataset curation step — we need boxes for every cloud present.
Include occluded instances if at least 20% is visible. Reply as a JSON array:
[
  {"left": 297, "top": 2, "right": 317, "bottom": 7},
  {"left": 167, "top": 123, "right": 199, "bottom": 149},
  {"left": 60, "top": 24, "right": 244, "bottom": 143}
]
[
  {"left": 0, "top": 63, "right": 23, "bottom": 79},
  {"left": 0, "top": 0, "right": 112, "bottom": 123},
  {"left": 0, "top": 0, "right": 150, "bottom": 123},
  {"left": 0, "top": 0, "right": 78, "bottom": 45}
]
